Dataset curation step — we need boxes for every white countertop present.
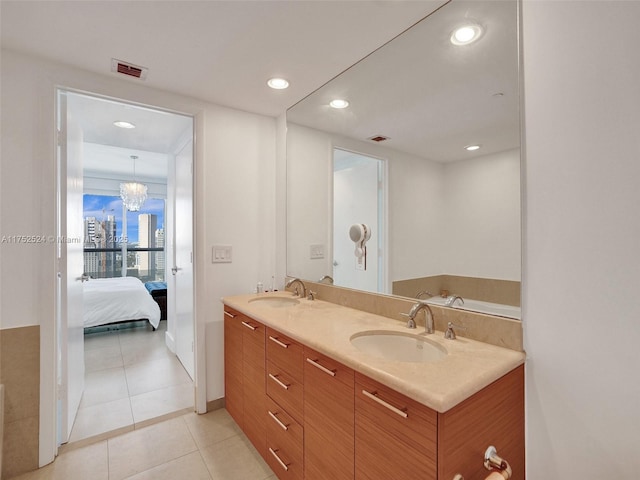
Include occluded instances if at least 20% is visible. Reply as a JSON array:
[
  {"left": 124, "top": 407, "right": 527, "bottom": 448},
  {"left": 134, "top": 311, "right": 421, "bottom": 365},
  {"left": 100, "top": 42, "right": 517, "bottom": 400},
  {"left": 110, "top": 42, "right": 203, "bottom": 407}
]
[{"left": 222, "top": 292, "right": 525, "bottom": 413}]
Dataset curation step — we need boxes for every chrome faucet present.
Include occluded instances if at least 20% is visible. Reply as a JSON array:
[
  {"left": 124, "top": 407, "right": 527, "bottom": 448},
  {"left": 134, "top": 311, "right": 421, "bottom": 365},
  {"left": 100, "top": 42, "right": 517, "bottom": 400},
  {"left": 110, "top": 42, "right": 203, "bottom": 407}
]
[
  {"left": 416, "top": 290, "right": 434, "bottom": 299},
  {"left": 318, "top": 275, "right": 334, "bottom": 284},
  {"left": 285, "top": 278, "right": 306, "bottom": 298},
  {"left": 445, "top": 295, "right": 464, "bottom": 307},
  {"left": 406, "top": 302, "right": 435, "bottom": 334}
]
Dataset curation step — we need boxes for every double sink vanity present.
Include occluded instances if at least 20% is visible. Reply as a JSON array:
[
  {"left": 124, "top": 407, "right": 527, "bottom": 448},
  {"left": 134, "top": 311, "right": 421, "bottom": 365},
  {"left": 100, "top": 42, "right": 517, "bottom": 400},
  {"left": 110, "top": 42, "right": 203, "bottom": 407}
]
[{"left": 223, "top": 290, "right": 525, "bottom": 480}]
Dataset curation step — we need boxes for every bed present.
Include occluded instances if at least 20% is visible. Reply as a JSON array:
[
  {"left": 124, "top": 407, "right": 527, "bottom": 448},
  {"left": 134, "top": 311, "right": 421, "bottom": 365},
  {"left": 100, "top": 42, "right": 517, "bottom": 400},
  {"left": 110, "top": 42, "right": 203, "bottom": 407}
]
[{"left": 83, "top": 276, "right": 161, "bottom": 330}]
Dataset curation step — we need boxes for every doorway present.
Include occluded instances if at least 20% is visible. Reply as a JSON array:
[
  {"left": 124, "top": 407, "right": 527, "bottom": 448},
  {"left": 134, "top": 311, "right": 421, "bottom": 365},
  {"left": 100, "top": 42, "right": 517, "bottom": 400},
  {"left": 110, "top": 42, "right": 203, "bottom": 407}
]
[
  {"left": 56, "top": 89, "right": 196, "bottom": 445},
  {"left": 332, "top": 148, "right": 387, "bottom": 293}
]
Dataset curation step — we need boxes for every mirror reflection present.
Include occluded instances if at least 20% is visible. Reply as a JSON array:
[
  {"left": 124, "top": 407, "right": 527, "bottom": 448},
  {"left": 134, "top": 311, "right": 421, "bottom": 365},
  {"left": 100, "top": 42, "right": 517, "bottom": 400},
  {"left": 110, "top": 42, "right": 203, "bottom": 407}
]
[{"left": 286, "top": 0, "right": 521, "bottom": 319}]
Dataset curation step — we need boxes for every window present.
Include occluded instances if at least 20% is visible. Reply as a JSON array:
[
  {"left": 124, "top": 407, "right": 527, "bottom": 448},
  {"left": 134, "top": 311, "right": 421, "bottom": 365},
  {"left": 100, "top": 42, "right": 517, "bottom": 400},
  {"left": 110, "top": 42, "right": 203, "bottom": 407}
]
[{"left": 83, "top": 194, "right": 166, "bottom": 281}]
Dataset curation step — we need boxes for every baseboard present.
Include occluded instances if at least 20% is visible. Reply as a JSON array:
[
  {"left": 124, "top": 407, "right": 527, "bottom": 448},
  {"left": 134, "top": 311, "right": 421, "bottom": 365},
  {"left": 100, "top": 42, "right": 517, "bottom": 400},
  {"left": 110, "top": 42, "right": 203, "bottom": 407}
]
[
  {"left": 206, "top": 397, "right": 225, "bottom": 412},
  {"left": 165, "top": 330, "right": 176, "bottom": 353}
]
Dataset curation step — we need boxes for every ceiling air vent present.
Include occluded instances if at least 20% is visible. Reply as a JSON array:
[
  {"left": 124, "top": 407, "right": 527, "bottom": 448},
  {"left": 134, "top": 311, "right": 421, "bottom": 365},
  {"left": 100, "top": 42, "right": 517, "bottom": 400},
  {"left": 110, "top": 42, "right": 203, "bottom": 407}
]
[
  {"left": 111, "top": 59, "right": 148, "bottom": 80},
  {"left": 368, "top": 135, "right": 389, "bottom": 143}
]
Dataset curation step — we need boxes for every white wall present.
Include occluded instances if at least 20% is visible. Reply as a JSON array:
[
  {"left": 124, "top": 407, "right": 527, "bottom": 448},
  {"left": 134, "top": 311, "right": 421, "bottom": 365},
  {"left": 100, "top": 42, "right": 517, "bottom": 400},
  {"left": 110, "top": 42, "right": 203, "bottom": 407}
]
[
  {"left": 522, "top": 2, "right": 640, "bottom": 477},
  {"left": 444, "top": 148, "right": 521, "bottom": 281},
  {"left": 286, "top": 122, "right": 446, "bottom": 285},
  {"left": 0, "top": 49, "right": 277, "bottom": 464}
]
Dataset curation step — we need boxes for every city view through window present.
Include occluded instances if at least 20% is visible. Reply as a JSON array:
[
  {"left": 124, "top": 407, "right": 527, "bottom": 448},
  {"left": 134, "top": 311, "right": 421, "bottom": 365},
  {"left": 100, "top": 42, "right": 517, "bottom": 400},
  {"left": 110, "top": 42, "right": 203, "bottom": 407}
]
[{"left": 83, "top": 194, "right": 166, "bottom": 282}]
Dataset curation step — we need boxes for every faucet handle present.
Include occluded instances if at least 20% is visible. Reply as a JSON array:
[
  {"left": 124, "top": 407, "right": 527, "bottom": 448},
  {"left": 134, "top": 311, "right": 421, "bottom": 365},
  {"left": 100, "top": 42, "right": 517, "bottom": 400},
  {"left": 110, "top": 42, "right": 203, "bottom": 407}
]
[
  {"left": 399, "top": 312, "right": 416, "bottom": 329},
  {"left": 307, "top": 290, "right": 316, "bottom": 300},
  {"left": 444, "top": 322, "right": 466, "bottom": 340}
]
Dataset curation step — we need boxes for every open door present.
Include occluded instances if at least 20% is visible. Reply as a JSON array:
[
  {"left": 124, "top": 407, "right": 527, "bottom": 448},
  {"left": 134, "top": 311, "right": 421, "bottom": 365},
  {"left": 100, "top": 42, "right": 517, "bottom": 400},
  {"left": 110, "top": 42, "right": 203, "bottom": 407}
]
[
  {"left": 57, "top": 90, "right": 86, "bottom": 444},
  {"left": 172, "top": 138, "right": 194, "bottom": 380}
]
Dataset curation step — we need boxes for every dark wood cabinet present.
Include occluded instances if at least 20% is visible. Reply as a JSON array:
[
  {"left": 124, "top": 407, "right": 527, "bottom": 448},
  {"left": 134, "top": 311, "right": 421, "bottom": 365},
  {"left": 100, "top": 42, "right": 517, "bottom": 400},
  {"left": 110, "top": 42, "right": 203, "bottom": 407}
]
[{"left": 224, "top": 307, "right": 525, "bottom": 480}]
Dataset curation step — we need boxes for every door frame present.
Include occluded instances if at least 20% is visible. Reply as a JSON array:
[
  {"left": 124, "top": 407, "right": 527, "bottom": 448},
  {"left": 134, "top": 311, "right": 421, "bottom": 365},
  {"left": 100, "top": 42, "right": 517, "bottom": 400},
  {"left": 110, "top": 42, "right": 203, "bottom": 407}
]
[{"left": 46, "top": 86, "right": 206, "bottom": 462}]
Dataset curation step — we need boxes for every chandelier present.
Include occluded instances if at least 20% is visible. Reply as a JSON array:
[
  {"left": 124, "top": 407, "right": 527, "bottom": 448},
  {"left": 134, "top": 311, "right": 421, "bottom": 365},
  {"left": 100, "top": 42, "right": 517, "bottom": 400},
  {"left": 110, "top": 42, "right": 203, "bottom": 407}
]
[{"left": 120, "top": 155, "right": 148, "bottom": 212}]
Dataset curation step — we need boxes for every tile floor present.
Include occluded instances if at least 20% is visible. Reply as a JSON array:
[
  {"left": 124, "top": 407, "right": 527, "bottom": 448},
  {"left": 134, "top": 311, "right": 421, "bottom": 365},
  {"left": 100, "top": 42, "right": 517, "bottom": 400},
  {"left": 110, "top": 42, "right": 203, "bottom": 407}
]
[
  {"left": 11, "top": 409, "right": 277, "bottom": 480},
  {"left": 70, "top": 321, "right": 194, "bottom": 444}
]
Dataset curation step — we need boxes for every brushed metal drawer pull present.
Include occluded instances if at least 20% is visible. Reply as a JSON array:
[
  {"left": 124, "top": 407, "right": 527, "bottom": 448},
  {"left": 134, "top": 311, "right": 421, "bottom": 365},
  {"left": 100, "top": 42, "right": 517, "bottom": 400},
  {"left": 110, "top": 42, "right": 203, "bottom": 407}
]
[
  {"left": 269, "top": 336, "right": 289, "bottom": 349},
  {"left": 268, "top": 373, "right": 290, "bottom": 390},
  {"left": 223, "top": 311, "right": 236, "bottom": 318},
  {"left": 268, "top": 447, "right": 290, "bottom": 471},
  {"left": 362, "top": 389, "right": 408, "bottom": 418},
  {"left": 241, "top": 321, "right": 256, "bottom": 331},
  {"left": 306, "top": 357, "right": 336, "bottom": 377},
  {"left": 268, "top": 410, "right": 289, "bottom": 431}
]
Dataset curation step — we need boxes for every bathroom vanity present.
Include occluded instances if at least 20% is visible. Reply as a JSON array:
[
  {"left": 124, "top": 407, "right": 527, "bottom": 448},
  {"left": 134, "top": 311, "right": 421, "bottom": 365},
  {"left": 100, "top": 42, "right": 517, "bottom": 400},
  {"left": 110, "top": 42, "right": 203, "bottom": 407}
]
[{"left": 223, "top": 293, "right": 525, "bottom": 480}]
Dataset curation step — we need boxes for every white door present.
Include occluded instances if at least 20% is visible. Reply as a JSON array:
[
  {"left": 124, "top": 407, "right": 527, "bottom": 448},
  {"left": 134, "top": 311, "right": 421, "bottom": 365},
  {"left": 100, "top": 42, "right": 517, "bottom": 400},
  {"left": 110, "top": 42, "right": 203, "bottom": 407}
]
[
  {"left": 173, "top": 139, "right": 194, "bottom": 379},
  {"left": 333, "top": 149, "right": 386, "bottom": 293},
  {"left": 57, "top": 91, "right": 85, "bottom": 444}
]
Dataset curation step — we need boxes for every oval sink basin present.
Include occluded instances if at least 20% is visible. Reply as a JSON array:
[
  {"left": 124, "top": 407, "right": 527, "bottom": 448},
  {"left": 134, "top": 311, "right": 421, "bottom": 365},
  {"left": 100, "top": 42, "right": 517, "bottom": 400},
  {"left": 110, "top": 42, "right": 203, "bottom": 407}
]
[
  {"left": 248, "top": 296, "right": 300, "bottom": 308},
  {"left": 350, "top": 331, "right": 447, "bottom": 363}
]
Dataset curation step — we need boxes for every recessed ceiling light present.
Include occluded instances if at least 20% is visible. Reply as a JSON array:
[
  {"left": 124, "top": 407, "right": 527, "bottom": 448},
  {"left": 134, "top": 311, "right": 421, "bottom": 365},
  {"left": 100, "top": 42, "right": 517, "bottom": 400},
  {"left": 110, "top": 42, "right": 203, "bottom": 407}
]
[
  {"left": 329, "top": 99, "right": 349, "bottom": 109},
  {"left": 451, "top": 24, "right": 483, "bottom": 46},
  {"left": 113, "top": 121, "right": 135, "bottom": 129},
  {"left": 465, "top": 144, "right": 481, "bottom": 151},
  {"left": 267, "top": 78, "right": 289, "bottom": 90}
]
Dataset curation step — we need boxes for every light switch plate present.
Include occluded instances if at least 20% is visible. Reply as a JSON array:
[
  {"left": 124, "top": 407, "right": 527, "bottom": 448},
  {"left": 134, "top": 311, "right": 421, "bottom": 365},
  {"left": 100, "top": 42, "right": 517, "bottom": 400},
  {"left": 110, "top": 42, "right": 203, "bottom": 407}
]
[
  {"left": 212, "top": 245, "right": 232, "bottom": 263},
  {"left": 310, "top": 244, "right": 324, "bottom": 259}
]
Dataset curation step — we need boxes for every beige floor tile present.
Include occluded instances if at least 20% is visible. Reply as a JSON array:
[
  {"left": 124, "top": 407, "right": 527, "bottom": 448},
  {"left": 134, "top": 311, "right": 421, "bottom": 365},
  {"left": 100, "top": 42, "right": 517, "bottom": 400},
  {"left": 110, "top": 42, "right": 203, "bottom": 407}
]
[
  {"left": 200, "top": 434, "right": 273, "bottom": 480},
  {"left": 130, "top": 383, "right": 194, "bottom": 424},
  {"left": 118, "top": 326, "right": 164, "bottom": 346},
  {"left": 10, "top": 440, "right": 109, "bottom": 480},
  {"left": 69, "top": 397, "right": 133, "bottom": 443},
  {"left": 84, "top": 331, "right": 120, "bottom": 351},
  {"left": 80, "top": 367, "right": 129, "bottom": 408},
  {"left": 107, "top": 417, "right": 197, "bottom": 480},
  {"left": 122, "top": 451, "right": 212, "bottom": 480},
  {"left": 120, "top": 340, "right": 172, "bottom": 366},
  {"left": 124, "top": 356, "right": 192, "bottom": 396},
  {"left": 183, "top": 409, "right": 242, "bottom": 450},
  {"left": 85, "top": 344, "right": 124, "bottom": 372}
]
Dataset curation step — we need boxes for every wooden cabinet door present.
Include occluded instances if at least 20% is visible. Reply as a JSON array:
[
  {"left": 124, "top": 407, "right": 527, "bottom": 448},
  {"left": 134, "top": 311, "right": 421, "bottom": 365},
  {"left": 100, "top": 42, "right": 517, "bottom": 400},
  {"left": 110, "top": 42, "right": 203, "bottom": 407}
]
[
  {"left": 241, "top": 315, "right": 267, "bottom": 459},
  {"left": 438, "top": 365, "right": 525, "bottom": 480},
  {"left": 304, "top": 347, "right": 355, "bottom": 480},
  {"left": 355, "top": 373, "right": 437, "bottom": 480},
  {"left": 223, "top": 308, "right": 243, "bottom": 429}
]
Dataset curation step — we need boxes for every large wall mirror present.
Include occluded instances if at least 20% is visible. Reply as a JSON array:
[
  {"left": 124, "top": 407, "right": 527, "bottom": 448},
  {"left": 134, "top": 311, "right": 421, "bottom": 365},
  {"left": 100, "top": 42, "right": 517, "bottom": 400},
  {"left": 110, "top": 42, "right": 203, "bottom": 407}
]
[{"left": 286, "top": 0, "right": 521, "bottom": 319}]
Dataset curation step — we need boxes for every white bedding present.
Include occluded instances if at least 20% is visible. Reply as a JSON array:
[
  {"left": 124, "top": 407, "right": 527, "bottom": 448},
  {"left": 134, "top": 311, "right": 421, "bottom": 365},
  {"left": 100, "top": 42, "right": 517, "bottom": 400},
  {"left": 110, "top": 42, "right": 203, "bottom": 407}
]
[{"left": 83, "top": 277, "right": 161, "bottom": 329}]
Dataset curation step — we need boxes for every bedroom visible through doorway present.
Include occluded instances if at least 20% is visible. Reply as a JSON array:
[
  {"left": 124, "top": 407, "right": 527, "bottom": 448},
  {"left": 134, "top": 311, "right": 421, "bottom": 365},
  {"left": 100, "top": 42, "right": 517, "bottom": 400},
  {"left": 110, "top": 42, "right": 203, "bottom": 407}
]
[{"left": 56, "top": 89, "right": 195, "bottom": 446}]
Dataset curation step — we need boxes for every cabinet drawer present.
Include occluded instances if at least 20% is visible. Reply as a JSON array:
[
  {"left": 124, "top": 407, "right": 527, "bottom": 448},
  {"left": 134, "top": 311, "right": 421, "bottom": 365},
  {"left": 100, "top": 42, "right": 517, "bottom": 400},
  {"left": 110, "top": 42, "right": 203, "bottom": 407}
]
[
  {"left": 266, "top": 360, "right": 304, "bottom": 423},
  {"left": 304, "top": 347, "right": 355, "bottom": 480},
  {"left": 241, "top": 315, "right": 266, "bottom": 347},
  {"left": 355, "top": 373, "right": 437, "bottom": 480},
  {"left": 266, "top": 328, "right": 304, "bottom": 382},
  {"left": 266, "top": 396, "right": 303, "bottom": 480}
]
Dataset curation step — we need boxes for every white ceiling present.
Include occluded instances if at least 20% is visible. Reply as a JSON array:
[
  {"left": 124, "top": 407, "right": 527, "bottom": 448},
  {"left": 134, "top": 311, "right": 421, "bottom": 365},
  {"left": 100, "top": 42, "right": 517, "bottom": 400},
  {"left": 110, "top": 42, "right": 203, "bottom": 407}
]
[
  {"left": 0, "top": 0, "right": 445, "bottom": 118},
  {"left": 287, "top": 0, "right": 520, "bottom": 163},
  {"left": 1, "top": 0, "right": 518, "bottom": 169}
]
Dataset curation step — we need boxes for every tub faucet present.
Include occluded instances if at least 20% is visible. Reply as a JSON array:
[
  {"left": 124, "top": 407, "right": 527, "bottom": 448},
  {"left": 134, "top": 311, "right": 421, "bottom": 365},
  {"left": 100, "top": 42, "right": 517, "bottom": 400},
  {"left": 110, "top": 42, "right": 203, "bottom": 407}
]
[
  {"left": 445, "top": 295, "right": 464, "bottom": 307},
  {"left": 406, "top": 302, "right": 435, "bottom": 334},
  {"left": 416, "top": 290, "right": 434, "bottom": 299},
  {"left": 285, "top": 278, "right": 306, "bottom": 298}
]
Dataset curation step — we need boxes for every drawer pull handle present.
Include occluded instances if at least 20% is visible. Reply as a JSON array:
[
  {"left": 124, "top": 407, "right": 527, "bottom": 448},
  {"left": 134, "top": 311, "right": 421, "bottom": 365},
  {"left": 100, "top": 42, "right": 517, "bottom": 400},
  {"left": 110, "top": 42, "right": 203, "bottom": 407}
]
[
  {"left": 268, "top": 447, "right": 290, "bottom": 471},
  {"left": 268, "top": 410, "right": 289, "bottom": 431},
  {"left": 362, "top": 389, "right": 408, "bottom": 418},
  {"left": 241, "top": 321, "right": 257, "bottom": 331},
  {"left": 223, "top": 311, "right": 236, "bottom": 318},
  {"left": 306, "top": 357, "right": 336, "bottom": 377},
  {"left": 268, "top": 373, "right": 290, "bottom": 390},
  {"left": 269, "top": 336, "right": 289, "bottom": 349}
]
